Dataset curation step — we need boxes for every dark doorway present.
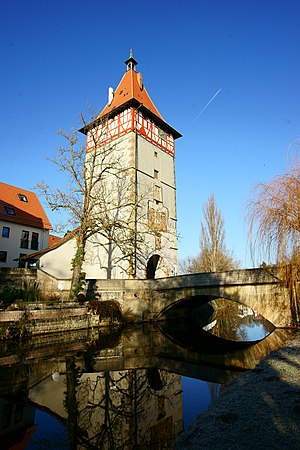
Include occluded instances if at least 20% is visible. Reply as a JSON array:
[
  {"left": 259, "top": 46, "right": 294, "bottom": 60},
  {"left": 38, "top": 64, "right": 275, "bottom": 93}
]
[
  {"left": 18, "top": 253, "right": 26, "bottom": 268},
  {"left": 146, "top": 254, "right": 160, "bottom": 279}
]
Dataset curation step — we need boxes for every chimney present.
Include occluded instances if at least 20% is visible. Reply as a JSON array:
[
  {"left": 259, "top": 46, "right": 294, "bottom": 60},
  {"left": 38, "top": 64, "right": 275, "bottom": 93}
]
[
  {"left": 108, "top": 87, "right": 114, "bottom": 104},
  {"left": 137, "top": 73, "right": 143, "bottom": 89}
]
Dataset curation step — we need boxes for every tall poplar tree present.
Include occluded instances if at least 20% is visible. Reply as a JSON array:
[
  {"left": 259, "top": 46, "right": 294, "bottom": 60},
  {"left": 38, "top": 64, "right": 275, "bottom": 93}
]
[{"left": 180, "top": 194, "right": 238, "bottom": 274}]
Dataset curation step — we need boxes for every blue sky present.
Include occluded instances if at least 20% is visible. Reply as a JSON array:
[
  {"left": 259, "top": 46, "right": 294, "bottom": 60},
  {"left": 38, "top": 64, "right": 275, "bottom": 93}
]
[{"left": 1, "top": 0, "right": 299, "bottom": 268}]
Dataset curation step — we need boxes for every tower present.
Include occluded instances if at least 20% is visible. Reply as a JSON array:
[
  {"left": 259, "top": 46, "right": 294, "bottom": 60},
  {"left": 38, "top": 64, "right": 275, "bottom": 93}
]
[{"left": 81, "top": 53, "right": 181, "bottom": 280}]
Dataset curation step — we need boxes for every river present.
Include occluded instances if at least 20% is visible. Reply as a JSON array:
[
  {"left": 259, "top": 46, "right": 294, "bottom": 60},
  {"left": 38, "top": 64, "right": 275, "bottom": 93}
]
[{"left": 0, "top": 300, "right": 294, "bottom": 449}]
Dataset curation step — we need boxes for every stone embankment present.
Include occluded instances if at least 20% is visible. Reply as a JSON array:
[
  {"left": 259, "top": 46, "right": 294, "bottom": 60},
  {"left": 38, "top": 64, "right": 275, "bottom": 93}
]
[
  {"left": 176, "top": 332, "right": 300, "bottom": 450},
  {"left": 0, "top": 304, "right": 99, "bottom": 334}
]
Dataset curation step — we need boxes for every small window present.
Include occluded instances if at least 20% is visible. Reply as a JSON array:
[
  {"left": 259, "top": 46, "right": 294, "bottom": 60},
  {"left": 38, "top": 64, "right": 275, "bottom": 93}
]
[
  {"left": 154, "top": 170, "right": 159, "bottom": 180},
  {"left": 0, "top": 251, "right": 7, "bottom": 262},
  {"left": 159, "top": 129, "right": 166, "bottom": 141},
  {"left": 20, "top": 230, "right": 29, "bottom": 249},
  {"left": 18, "top": 193, "right": 28, "bottom": 202},
  {"left": 31, "top": 232, "right": 39, "bottom": 250},
  {"left": 154, "top": 151, "right": 158, "bottom": 158},
  {"left": 28, "top": 259, "right": 38, "bottom": 268},
  {"left": 5, "top": 206, "right": 15, "bottom": 215},
  {"left": 2, "top": 227, "right": 10, "bottom": 238}
]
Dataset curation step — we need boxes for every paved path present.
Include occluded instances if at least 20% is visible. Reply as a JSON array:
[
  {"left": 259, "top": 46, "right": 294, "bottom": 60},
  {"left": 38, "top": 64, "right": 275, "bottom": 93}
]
[{"left": 176, "top": 332, "right": 300, "bottom": 450}]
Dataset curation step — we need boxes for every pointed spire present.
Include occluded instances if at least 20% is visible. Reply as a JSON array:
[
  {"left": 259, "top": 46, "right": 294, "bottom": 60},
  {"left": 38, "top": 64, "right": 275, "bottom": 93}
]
[{"left": 125, "top": 49, "right": 138, "bottom": 71}]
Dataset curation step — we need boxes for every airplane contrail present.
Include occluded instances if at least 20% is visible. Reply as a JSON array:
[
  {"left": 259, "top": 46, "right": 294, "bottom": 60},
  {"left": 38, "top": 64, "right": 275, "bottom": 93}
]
[{"left": 187, "top": 88, "right": 221, "bottom": 129}]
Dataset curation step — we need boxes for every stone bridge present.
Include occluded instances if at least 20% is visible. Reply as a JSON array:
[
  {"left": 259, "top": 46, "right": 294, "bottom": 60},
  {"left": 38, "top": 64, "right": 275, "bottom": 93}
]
[{"left": 91, "top": 268, "right": 293, "bottom": 328}]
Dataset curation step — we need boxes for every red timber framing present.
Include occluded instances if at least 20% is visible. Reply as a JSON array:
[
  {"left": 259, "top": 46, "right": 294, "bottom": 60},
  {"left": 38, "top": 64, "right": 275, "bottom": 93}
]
[{"left": 86, "top": 107, "right": 175, "bottom": 156}]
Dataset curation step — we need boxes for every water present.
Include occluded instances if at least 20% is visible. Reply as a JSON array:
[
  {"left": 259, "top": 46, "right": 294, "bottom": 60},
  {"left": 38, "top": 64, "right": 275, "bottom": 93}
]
[{"left": 0, "top": 301, "right": 293, "bottom": 448}]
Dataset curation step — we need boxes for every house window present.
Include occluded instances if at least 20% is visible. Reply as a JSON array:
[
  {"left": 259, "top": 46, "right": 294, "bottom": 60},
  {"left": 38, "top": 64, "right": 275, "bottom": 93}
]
[
  {"left": 5, "top": 206, "right": 15, "bottom": 215},
  {"left": 18, "top": 193, "right": 28, "bottom": 202},
  {"left": 28, "top": 258, "right": 38, "bottom": 268},
  {"left": 20, "top": 230, "right": 29, "bottom": 249},
  {"left": 0, "top": 251, "right": 7, "bottom": 262},
  {"left": 2, "top": 227, "right": 10, "bottom": 238},
  {"left": 31, "top": 232, "right": 39, "bottom": 250}
]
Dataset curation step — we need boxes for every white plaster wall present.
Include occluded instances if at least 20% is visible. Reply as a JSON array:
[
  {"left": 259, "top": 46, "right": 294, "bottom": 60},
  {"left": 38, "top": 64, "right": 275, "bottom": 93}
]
[
  {"left": 39, "top": 238, "right": 76, "bottom": 279},
  {"left": 137, "top": 135, "right": 175, "bottom": 188},
  {"left": 0, "top": 220, "right": 49, "bottom": 268}
]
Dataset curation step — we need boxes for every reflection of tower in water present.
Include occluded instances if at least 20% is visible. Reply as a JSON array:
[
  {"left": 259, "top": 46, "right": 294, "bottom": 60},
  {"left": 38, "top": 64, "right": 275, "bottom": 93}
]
[{"left": 75, "top": 368, "right": 183, "bottom": 449}]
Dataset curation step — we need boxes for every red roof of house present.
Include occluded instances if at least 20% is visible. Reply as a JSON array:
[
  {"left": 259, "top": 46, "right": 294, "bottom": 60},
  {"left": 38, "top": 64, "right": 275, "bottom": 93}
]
[
  {"left": 48, "top": 234, "right": 63, "bottom": 247},
  {"left": 0, "top": 182, "right": 52, "bottom": 230}
]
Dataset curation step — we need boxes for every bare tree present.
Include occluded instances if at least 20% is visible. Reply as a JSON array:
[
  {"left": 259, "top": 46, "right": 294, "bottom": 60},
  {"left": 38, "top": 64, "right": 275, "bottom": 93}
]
[
  {"left": 247, "top": 143, "right": 300, "bottom": 324},
  {"left": 37, "top": 115, "right": 153, "bottom": 297},
  {"left": 180, "top": 194, "right": 238, "bottom": 274}
]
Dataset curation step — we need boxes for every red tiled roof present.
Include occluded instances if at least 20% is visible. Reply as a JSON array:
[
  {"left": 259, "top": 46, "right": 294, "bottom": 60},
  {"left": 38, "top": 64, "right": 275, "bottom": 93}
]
[
  {"left": 48, "top": 234, "right": 63, "bottom": 247},
  {"left": 99, "top": 68, "right": 164, "bottom": 121},
  {"left": 79, "top": 55, "right": 181, "bottom": 140},
  {"left": 0, "top": 182, "right": 52, "bottom": 230}
]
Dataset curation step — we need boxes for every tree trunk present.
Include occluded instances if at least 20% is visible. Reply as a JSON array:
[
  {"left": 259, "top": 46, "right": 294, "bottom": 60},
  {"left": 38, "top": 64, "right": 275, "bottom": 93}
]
[{"left": 69, "top": 237, "right": 86, "bottom": 300}]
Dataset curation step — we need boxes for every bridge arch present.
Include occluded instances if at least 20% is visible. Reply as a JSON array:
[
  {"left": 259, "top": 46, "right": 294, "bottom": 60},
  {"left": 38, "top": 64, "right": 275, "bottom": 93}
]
[
  {"left": 156, "top": 294, "right": 218, "bottom": 321},
  {"left": 151, "top": 270, "right": 292, "bottom": 327}
]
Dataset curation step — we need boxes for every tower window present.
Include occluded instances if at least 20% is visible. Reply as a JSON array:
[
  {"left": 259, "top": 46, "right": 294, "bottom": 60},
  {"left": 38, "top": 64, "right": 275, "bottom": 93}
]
[
  {"left": 154, "top": 170, "right": 159, "bottom": 180},
  {"left": 159, "top": 129, "right": 166, "bottom": 141},
  {"left": 154, "top": 151, "right": 158, "bottom": 158}
]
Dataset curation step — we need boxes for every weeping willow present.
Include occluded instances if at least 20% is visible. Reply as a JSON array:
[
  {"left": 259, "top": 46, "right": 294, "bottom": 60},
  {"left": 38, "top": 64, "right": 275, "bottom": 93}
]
[{"left": 248, "top": 150, "right": 300, "bottom": 326}]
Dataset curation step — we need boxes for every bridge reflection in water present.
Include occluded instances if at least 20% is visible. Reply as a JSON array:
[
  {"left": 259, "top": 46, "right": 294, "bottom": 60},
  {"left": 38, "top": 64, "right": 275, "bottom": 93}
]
[{"left": 0, "top": 313, "right": 293, "bottom": 449}]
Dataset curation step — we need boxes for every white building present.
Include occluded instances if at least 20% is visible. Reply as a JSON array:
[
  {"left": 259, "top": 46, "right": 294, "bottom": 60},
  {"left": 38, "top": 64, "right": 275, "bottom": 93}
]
[{"left": 0, "top": 182, "right": 52, "bottom": 268}]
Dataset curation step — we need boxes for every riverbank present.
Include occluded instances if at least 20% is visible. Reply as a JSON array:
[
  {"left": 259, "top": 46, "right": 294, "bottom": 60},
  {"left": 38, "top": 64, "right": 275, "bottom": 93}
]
[{"left": 176, "top": 331, "right": 300, "bottom": 450}]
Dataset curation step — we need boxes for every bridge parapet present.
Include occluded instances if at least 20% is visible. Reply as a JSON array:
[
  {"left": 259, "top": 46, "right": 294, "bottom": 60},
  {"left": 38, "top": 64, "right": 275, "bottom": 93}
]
[{"left": 154, "top": 268, "right": 280, "bottom": 290}]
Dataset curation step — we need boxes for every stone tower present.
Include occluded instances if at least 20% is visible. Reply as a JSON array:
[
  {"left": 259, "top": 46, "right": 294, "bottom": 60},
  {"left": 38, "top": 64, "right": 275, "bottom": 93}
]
[{"left": 81, "top": 53, "right": 181, "bottom": 280}]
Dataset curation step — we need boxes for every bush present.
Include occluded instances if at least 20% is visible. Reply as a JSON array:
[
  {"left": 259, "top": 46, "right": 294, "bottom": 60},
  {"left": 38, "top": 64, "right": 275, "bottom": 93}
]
[
  {"left": 0, "top": 283, "right": 41, "bottom": 306},
  {"left": 86, "top": 299, "right": 123, "bottom": 324},
  {"left": 0, "top": 286, "right": 25, "bottom": 305}
]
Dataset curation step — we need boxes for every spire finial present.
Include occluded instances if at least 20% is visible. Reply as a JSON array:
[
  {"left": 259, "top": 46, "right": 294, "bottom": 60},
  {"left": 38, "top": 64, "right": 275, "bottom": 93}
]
[{"left": 125, "top": 50, "right": 138, "bottom": 71}]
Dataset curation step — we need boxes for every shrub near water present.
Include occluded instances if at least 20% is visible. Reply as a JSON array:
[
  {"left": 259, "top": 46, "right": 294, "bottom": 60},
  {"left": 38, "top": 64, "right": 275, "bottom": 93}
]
[
  {"left": 86, "top": 299, "right": 124, "bottom": 324},
  {"left": 0, "top": 286, "right": 25, "bottom": 305},
  {"left": 0, "top": 284, "right": 42, "bottom": 306}
]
